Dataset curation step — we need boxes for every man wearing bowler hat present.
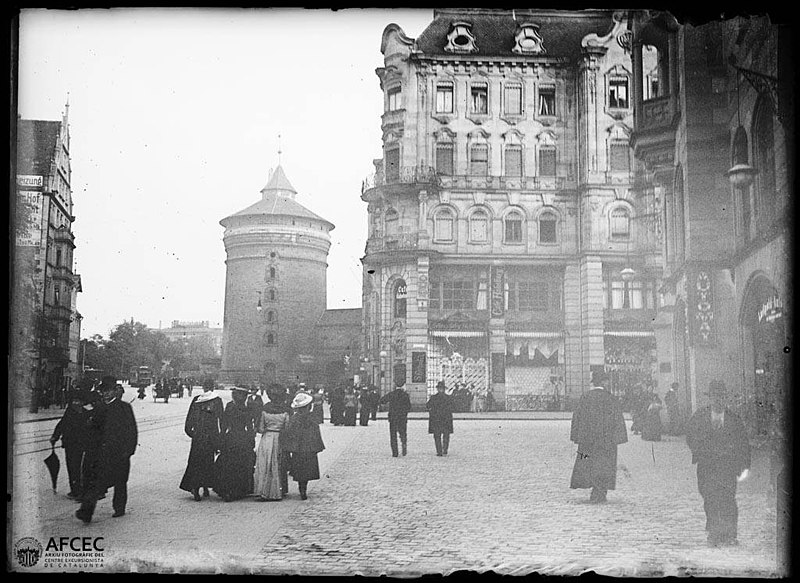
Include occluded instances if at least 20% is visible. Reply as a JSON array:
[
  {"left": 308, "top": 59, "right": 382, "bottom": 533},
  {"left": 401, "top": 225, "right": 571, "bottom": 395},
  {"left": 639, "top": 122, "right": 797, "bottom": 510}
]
[
  {"left": 379, "top": 365, "right": 412, "bottom": 457},
  {"left": 686, "top": 379, "right": 751, "bottom": 546},
  {"left": 76, "top": 375, "right": 138, "bottom": 523}
]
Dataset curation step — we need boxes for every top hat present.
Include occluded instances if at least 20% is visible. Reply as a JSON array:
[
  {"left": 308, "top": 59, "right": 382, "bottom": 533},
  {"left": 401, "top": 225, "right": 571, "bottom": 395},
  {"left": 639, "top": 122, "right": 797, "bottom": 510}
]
[
  {"left": 99, "top": 375, "right": 117, "bottom": 391},
  {"left": 291, "top": 392, "right": 313, "bottom": 409},
  {"left": 591, "top": 369, "right": 609, "bottom": 386}
]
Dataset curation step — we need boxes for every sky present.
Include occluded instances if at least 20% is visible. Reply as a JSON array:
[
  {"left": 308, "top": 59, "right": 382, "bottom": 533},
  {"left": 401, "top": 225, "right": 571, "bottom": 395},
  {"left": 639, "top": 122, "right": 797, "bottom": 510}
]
[{"left": 17, "top": 7, "right": 434, "bottom": 339}]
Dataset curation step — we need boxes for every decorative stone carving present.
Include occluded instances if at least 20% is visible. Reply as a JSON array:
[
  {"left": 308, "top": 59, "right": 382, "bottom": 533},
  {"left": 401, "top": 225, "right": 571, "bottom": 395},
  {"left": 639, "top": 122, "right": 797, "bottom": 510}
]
[
  {"left": 444, "top": 22, "right": 478, "bottom": 54},
  {"left": 512, "top": 23, "right": 546, "bottom": 55}
]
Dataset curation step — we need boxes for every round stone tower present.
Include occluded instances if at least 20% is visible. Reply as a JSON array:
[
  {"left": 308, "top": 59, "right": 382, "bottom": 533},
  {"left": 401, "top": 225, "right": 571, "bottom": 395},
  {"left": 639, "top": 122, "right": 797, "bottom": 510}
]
[{"left": 219, "top": 165, "right": 334, "bottom": 385}]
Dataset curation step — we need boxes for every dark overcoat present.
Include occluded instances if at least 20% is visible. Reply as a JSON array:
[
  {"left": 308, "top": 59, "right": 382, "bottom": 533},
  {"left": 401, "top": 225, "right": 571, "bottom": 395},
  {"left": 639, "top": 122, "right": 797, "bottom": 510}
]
[
  {"left": 97, "top": 398, "right": 138, "bottom": 487},
  {"left": 426, "top": 392, "right": 454, "bottom": 434},
  {"left": 380, "top": 388, "right": 411, "bottom": 423},
  {"left": 569, "top": 387, "right": 627, "bottom": 490},
  {"left": 51, "top": 403, "right": 88, "bottom": 450},
  {"left": 685, "top": 407, "right": 751, "bottom": 498},
  {"left": 214, "top": 400, "right": 256, "bottom": 500},
  {"left": 283, "top": 410, "right": 325, "bottom": 482},
  {"left": 179, "top": 394, "right": 223, "bottom": 492}
]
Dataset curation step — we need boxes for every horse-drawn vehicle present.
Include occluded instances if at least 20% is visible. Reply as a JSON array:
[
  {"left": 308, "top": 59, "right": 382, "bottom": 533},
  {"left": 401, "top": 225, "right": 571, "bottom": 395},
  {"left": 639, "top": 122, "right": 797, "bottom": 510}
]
[{"left": 153, "top": 381, "right": 170, "bottom": 403}]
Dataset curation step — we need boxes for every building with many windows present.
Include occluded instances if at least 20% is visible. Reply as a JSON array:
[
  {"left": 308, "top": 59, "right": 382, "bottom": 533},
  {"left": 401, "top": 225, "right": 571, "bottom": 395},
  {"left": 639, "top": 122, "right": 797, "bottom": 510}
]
[
  {"left": 628, "top": 12, "right": 792, "bottom": 435},
  {"left": 360, "top": 9, "right": 663, "bottom": 410},
  {"left": 13, "top": 105, "right": 83, "bottom": 409}
]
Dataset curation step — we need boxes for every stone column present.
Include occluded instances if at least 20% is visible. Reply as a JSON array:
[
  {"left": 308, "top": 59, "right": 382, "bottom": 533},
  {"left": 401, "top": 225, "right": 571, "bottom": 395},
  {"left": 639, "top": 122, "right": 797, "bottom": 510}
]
[
  {"left": 563, "top": 263, "right": 584, "bottom": 402},
  {"left": 581, "top": 256, "right": 605, "bottom": 384}
]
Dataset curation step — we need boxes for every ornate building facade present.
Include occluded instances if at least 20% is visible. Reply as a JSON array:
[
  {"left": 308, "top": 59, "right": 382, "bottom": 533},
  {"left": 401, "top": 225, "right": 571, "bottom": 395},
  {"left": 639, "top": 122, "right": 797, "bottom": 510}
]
[
  {"left": 361, "top": 9, "right": 662, "bottom": 410},
  {"left": 629, "top": 12, "right": 792, "bottom": 434},
  {"left": 13, "top": 105, "right": 83, "bottom": 409},
  {"left": 219, "top": 165, "right": 334, "bottom": 386}
]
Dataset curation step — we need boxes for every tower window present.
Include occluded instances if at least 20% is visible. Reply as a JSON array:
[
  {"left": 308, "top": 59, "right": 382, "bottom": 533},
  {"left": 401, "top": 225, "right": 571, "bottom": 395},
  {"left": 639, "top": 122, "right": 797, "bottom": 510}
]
[{"left": 387, "top": 86, "right": 401, "bottom": 112}]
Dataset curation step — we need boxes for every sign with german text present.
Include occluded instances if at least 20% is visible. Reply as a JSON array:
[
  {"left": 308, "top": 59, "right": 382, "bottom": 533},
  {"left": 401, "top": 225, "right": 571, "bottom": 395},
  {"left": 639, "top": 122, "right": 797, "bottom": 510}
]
[{"left": 16, "top": 191, "right": 43, "bottom": 247}]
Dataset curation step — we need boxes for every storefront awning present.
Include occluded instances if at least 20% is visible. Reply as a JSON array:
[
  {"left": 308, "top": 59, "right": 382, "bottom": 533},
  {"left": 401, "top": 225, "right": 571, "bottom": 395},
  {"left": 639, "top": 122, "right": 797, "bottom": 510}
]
[
  {"left": 429, "top": 330, "right": 486, "bottom": 338},
  {"left": 506, "top": 332, "right": 563, "bottom": 339},
  {"left": 604, "top": 331, "right": 655, "bottom": 338}
]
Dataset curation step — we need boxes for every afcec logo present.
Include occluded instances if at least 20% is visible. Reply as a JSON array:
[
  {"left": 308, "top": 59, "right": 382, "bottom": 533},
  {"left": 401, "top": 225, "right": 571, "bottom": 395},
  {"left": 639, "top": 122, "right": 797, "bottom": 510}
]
[{"left": 14, "top": 537, "right": 43, "bottom": 568}]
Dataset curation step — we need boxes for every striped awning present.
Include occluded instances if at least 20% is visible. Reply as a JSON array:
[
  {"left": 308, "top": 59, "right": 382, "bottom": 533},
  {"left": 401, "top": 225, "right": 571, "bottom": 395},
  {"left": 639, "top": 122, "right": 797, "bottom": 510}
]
[
  {"left": 604, "top": 330, "right": 655, "bottom": 338},
  {"left": 506, "top": 331, "right": 563, "bottom": 339},
  {"left": 429, "top": 330, "right": 486, "bottom": 338}
]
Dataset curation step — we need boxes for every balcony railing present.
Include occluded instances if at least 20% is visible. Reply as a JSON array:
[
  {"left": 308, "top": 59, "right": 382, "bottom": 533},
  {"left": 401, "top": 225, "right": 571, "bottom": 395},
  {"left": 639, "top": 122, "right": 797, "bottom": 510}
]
[
  {"left": 361, "top": 165, "right": 440, "bottom": 194},
  {"left": 437, "top": 175, "right": 565, "bottom": 191}
]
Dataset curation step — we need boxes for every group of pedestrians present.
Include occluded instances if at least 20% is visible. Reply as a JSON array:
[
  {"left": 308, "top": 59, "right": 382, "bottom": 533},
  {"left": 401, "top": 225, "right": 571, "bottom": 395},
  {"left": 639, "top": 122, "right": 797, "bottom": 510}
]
[
  {"left": 178, "top": 382, "right": 325, "bottom": 503},
  {"left": 327, "top": 385, "right": 379, "bottom": 427},
  {"left": 49, "top": 375, "right": 139, "bottom": 524},
  {"left": 570, "top": 370, "right": 751, "bottom": 547}
]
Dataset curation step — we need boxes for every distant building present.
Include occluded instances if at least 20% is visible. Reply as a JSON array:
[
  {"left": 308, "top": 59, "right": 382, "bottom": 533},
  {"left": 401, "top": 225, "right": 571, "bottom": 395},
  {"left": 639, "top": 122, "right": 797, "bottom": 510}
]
[
  {"left": 311, "top": 308, "right": 363, "bottom": 388},
  {"left": 159, "top": 320, "right": 223, "bottom": 356},
  {"left": 219, "top": 164, "right": 335, "bottom": 386},
  {"left": 361, "top": 10, "right": 661, "bottom": 410},
  {"left": 13, "top": 105, "right": 83, "bottom": 409}
]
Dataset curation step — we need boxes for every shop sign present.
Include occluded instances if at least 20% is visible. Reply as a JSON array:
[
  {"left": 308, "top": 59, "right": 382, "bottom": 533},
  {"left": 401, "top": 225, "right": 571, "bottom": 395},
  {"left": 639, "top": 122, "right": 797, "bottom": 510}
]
[
  {"left": 17, "top": 174, "right": 43, "bottom": 188},
  {"left": 16, "top": 191, "right": 43, "bottom": 247},
  {"left": 758, "top": 294, "right": 783, "bottom": 324}
]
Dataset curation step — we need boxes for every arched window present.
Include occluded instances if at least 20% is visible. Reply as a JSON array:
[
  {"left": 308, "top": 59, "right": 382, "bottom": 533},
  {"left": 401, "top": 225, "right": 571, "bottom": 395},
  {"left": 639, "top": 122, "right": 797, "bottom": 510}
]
[
  {"left": 268, "top": 288, "right": 277, "bottom": 301},
  {"left": 269, "top": 266, "right": 276, "bottom": 280},
  {"left": 539, "top": 211, "right": 558, "bottom": 243},
  {"left": 266, "top": 333, "right": 275, "bottom": 346},
  {"left": 610, "top": 207, "right": 630, "bottom": 239},
  {"left": 393, "top": 280, "right": 407, "bottom": 319},
  {"left": 266, "top": 310, "right": 276, "bottom": 323},
  {"left": 434, "top": 208, "right": 455, "bottom": 242},
  {"left": 469, "top": 209, "right": 489, "bottom": 243},
  {"left": 753, "top": 97, "right": 776, "bottom": 224},
  {"left": 504, "top": 211, "right": 524, "bottom": 243},
  {"left": 385, "top": 209, "right": 399, "bottom": 237}
]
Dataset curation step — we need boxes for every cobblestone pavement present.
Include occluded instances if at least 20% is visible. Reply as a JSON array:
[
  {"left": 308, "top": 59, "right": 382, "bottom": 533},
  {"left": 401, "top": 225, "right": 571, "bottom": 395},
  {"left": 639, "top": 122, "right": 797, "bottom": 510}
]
[
  {"left": 11, "top": 399, "right": 781, "bottom": 576},
  {"left": 255, "top": 419, "right": 779, "bottom": 577}
]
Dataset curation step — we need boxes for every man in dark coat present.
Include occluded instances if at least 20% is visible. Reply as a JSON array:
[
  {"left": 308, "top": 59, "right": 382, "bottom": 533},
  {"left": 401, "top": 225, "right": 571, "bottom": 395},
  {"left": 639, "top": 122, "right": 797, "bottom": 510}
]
[
  {"left": 427, "top": 381, "right": 454, "bottom": 456},
  {"left": 379, "top": 377, "right": 412, "bottom": 457},
  {"left": 329, "top": 385, "right": 345, "bottom": 426},
  {"left": 358, "top": 387, "right": 372, "bottom": 426},
  {"left": 50, "top": 390, "right": 89, "bottom": 498},
  {"left": 76, "top": 376, "right": 138, "bottom": 523},
  {"left": 569, "top": 370, "right": 628, "bottom": 503},
  {"left": 685, "top": 380, "right": 751, "bottom": 546}
]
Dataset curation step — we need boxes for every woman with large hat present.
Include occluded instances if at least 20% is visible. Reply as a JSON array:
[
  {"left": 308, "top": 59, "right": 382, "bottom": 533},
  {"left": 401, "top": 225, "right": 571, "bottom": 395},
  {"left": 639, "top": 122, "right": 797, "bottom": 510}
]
[
  {"left": 213, "top": 386, "right": 257, "bottom": 502},
  {"left": 282, "top": 392, "right": 325, "bottom": 500},
  {"left": 179, "top": 379, "right": 223, "bottom": 501}
]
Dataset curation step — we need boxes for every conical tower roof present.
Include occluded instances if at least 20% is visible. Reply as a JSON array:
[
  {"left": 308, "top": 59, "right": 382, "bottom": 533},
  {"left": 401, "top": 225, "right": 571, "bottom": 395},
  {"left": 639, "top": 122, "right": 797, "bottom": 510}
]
[{"left": 260, "top": 164, "right": 297, "bottom": 199}]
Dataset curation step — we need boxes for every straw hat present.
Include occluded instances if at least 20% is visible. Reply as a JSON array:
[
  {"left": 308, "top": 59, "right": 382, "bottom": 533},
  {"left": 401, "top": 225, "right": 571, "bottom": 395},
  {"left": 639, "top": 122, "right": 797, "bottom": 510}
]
[{"left": 291, "top": 392, "right": 313, "bottom": 409}]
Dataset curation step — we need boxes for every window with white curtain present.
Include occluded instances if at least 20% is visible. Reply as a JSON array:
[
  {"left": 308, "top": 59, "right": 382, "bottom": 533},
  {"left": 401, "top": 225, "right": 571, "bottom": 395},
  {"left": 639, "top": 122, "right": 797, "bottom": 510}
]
[{"left": 469, "top": 210, "right": 489, "bottom": 242}]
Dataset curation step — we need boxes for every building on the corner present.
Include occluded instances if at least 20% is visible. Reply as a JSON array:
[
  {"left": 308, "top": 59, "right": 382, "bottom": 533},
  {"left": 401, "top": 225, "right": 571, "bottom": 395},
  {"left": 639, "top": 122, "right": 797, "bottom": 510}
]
[
  {"left": 360, "top": 9, "right": 663, "bottom": 410},
  {"left": 13, "top": 105, "right": 83, "bottom": 409},
  {"left": 219, "top": 164, "right": 335, "bottom": 386},
  {"left": 311, "top": 308, "right": 363, "bottom": 389},
  {"left": 628, "top": 12, "right": 792, "bottom": 432}
]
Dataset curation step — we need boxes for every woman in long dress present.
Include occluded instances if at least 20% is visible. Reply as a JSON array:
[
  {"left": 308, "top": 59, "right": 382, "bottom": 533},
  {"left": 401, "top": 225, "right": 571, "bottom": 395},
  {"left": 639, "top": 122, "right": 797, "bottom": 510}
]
[
  {"left": 253, "top": 394, "right": 289, "bottom": 501},
  {"left": 214, "top": 386, "right": 256, "bottom": 502},
  {"left": 283, "top": 393, "right": 325, "bottom": 500},
  {"left": 179, "top": 382, "right": 223, "bottom": 500}
]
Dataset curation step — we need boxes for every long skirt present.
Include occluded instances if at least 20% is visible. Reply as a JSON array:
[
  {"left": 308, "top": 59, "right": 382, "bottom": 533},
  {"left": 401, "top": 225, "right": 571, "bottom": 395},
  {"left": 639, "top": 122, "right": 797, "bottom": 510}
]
[
  {"left": 570, "top": 444, "right": 618, "bottom": 491},
  {"left": 289, "top": 452, "right": 320, "bottom": 483},
  {"left": 641, "top": 410, "right": 663, "bottom": 441},
  {"left": 343, "top": 407, "right": 357, "bottom": 426},
  {"left": 179, "top": 440, "right": 217, "bottom": 493},
  {"left": 253, "top": 433, "right": 283, "bottom": 500},
  {"left": 214, "top": 443, "right": 255, "bottom": 501}
]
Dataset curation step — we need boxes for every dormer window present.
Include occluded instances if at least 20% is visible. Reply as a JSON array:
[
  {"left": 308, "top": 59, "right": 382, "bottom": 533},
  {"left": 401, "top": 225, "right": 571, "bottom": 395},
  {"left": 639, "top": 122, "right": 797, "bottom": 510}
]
[
  {"left": 445, "top": 22, "right": 477, "bottom": 54},
  {"left": 513, "top": 23, "right": 545, "bottom": 55}
]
